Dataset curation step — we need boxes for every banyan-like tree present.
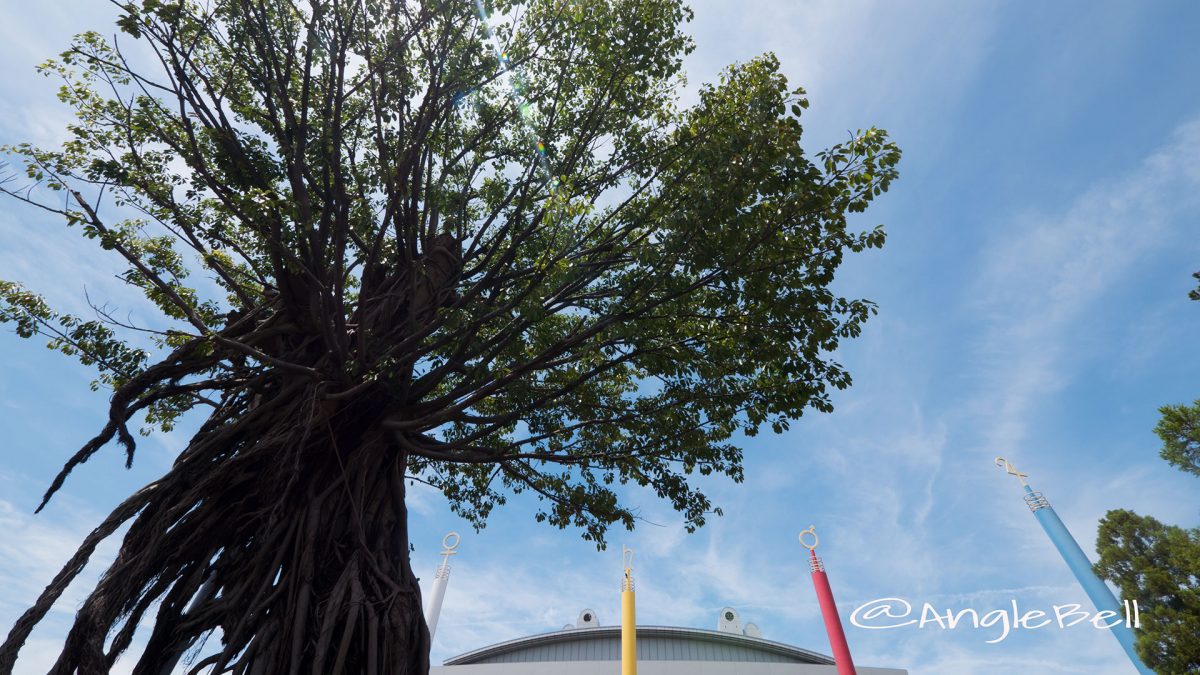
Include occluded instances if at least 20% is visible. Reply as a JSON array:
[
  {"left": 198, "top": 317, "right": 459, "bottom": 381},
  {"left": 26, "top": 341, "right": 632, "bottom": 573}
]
[{"left": 0, "top": 0, "right": 898, "bottom": 672}]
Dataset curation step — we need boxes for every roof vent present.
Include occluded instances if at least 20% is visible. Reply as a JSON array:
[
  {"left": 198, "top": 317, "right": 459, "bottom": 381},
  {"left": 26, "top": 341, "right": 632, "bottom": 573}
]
[
  {"left": 717, "top": 607, "right": 742, "bottom": 633},
  {"left": 577, "top": 609, "right": 600, "bottom": 627},
  {"left": 743, "top": 622, "right": 762, "bottom": 638}
]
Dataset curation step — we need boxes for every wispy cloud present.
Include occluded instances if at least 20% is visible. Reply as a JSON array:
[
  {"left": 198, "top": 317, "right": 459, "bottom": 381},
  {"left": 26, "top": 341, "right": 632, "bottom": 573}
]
[
  {"left": 683, "top": 0, "right": 1000, "bottom": 157},
  {"left": 4, "top": 3, "right": 1200, "bottom": 675},
  {"left": 965, "top": 118, "right": 1200, "bottom": 460},
  {"left": 0, "top": 488, "right": 126, "bottom": 672},
  {"left": 892, "top": 116, "right": 1200, "bottom": 673}
]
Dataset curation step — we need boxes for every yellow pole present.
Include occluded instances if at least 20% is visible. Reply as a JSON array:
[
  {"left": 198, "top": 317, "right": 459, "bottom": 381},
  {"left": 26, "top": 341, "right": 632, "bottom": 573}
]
[{"left": 621, "top": 546, "right": 636, "bottom": 675}]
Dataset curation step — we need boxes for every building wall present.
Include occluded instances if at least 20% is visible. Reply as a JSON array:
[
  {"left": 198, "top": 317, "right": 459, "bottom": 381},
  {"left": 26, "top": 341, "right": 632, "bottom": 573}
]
[
  {"left": 460, "top": 634, "right": 810, "bottom": 664},
  {"left": 434, "top": 663, "right": 907, "bottom": 675}
]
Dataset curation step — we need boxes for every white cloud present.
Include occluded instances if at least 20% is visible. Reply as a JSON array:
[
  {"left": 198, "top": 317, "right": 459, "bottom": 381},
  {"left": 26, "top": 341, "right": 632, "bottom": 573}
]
[
  {"left": 964, "top": 117, "right": 1200, "bottom": 463},
  {"left": 0, "top": 492, "right": 125, "bottom": 673},
  {"left": 683, "top": 0, "right": 1000, "bottom": 153},
  {"left": 897, "top": 117, "right": 1200, "bottom": 673}
]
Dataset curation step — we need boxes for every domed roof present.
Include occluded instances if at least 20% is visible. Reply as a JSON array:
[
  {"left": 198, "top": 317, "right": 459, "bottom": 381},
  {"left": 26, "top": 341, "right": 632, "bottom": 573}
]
[{"left": 444, "top": 625, "right": 835, "bottom": 666}]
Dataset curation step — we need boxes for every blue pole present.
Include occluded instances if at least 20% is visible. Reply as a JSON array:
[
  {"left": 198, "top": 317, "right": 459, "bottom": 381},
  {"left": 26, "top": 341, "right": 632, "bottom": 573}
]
[{"left": 1021, "top": 483, "right": 1153, "bottom": 674}]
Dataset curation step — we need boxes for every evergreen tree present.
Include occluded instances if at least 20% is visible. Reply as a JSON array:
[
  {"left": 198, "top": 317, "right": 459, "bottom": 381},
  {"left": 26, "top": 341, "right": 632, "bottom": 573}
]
[
  {"left": 1096, "top": 508, "right": 1200, "bottom": 673},
  {"left": 1096, "top": 283, "right": 1200, "bottom": 673}
]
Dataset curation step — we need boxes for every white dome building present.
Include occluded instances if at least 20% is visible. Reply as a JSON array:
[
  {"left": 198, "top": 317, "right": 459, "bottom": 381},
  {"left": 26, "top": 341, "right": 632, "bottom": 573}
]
[
  {"left": 423, "top": 536, "right": 906, "bottom": 674},
  {"left": 431, "top": 608, "right": 908, "bottom": 675}
]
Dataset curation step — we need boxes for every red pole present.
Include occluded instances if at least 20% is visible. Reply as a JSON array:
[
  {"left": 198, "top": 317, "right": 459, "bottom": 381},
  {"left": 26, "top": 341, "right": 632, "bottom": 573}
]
[{"left": 801, "top": 528, "right": 856, "bottom": 675}]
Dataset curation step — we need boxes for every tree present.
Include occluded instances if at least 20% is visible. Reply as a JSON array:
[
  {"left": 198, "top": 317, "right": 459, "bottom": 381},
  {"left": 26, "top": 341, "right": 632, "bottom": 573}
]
[
  {"left": 0, "top": 0, "right": 899, "bottom": 673},
  {"left": 1095, "top": 286, "right": 1200, "bottom": 673},
  {"left": 1156, "top": 399, "right": 1200, "bottom": 477},
  {"left": 1095, "top": 510, "right": 1200, "bottom": 673}
]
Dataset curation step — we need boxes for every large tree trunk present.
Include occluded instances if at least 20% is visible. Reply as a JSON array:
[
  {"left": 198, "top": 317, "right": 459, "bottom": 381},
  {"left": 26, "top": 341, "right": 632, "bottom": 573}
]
[
  {"left": 2, "top": 243, "right": 471, "bottom": 674},
  {"left": 5, "top": 382, "right": 433, "bottom": 675}
]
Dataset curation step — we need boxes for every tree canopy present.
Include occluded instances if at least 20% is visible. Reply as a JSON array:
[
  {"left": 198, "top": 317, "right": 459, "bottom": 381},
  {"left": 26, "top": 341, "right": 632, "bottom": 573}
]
[
  {"left": 1096, "top": 508, "right": 1200, "bottom": 673},
  {"left": 1155, "top": 399, "right": 1200, "bottom": 478},
  {"left": 0, "top": 0, "right": 898, "bottom": 672},
  {"left": 1095, "top": 282, "right": 1200, "bottom": 674}
]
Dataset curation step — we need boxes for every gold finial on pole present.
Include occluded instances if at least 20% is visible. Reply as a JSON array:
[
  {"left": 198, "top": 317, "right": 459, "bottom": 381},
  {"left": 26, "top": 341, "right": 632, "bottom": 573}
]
[{"left": 622, "top": 545, "right": 634, "bottom": 591}]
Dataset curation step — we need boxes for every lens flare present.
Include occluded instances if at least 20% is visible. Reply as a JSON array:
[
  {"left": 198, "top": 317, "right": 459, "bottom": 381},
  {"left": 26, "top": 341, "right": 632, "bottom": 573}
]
[{"left": 471, "top": 0, "right": 558, "bottom": 189}]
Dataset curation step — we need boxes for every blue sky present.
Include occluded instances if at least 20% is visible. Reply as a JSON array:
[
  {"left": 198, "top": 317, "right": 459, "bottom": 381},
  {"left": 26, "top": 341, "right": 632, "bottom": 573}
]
[{"left": 2, "top": 2, "right": 1199, "bottom": 673}]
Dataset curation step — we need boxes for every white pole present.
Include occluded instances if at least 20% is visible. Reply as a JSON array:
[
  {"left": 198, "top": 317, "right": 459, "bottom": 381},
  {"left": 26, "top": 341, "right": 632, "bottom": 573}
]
[
  {"left": 157, "top": 577, "right": 219, "bottom": 675},
  {"left": 424, "top": 532, "right": 460, "bottom": 641}
]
